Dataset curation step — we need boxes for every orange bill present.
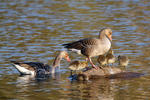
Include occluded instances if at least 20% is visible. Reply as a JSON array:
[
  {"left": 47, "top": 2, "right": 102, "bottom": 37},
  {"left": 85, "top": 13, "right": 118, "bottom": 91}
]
[
  {"left": 109, "top": 35, "right": 112, "bottom": 41},
  {"left": 65, "top": 56, "right": 71, "bottom": 62}
]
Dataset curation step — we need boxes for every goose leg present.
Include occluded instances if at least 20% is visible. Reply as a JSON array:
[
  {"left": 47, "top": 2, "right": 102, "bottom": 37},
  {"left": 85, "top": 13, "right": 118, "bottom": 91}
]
[
  {"left": 70, "top": 70, "right": 73, "bottom": 76},
  {"left": 87, "top": 57, "right": 99, "bottom": 69}
]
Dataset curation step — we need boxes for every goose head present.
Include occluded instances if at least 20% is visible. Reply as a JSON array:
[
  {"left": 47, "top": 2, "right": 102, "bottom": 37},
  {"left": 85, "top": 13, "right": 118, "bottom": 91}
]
[
  {"left": 59, "top": 51, "right": 71, "bottom": 62},
  {"left": 100, "top": 28, "right": 112, "bottom": 41},
  {"left": 52, "top": 51, "right": 71, "bottom": 68},
  {"left": 51, "top": 51, "right": 71, "bottom": 74}
]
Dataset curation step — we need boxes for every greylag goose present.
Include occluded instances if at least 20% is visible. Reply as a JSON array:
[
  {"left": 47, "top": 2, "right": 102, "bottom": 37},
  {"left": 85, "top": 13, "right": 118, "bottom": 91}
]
[
  {"left": 63, "top": 28, "right": 112, "bottom": 69},
  {"left": 97, "top": 55, "right": 107, "bottom": 68},
  {"left": 106, "top": 49, "right": 116, "bottom": 66},
  {"left": 118, "top": 55, "right": 129, "bottom": 67},
  {"left": 11, "top": 51, "right": 71, "bottom": 76},
  {"left": 68, "top": 61, "right": 88, "bottom": 75}
]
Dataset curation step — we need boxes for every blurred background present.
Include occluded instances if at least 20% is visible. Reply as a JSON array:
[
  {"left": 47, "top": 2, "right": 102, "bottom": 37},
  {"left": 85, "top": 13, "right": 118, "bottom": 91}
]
[{"left": 0, "top": 0, "right": 150, "bottom": 100}]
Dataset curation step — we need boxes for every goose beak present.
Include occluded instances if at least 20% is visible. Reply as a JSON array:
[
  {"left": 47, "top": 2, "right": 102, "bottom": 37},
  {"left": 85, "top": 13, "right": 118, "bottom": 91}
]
[
  {"left": 109, "top": 35, "right": 112, "bottom": 41},
  {"left": 65, "top": 56, "right": 71, "bottom": 62}
]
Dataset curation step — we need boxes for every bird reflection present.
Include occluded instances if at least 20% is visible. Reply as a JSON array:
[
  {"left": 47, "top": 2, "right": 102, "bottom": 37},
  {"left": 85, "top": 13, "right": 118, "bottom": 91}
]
[
  {"left": 17, "top": 74, "right": 35, "bottom": 86},
  {"left": 69, "top": 77, "right": 120, "bottom": 100},
  {"left": 16, "top": 71, "right": 62, "bottom": 88}
]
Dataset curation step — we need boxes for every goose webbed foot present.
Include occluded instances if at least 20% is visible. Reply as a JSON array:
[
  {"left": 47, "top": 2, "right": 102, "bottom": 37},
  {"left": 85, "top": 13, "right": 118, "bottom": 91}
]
[{"left": 92, "top": 65, "right": 99, "bottom": 70}]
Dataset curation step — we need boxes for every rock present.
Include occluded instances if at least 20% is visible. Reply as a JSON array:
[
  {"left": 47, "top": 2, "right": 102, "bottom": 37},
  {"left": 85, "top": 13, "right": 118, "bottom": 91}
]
[
  {"left": 76, "top": 66, "right": 143, "bottom": 81},
  {"left": 105, "top": 72, "right": 144, "bottom": 79}
]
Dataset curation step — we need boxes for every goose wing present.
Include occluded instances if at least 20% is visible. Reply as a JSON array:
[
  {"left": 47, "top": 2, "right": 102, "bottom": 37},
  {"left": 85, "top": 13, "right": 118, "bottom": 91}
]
[
  {"left": 62, "top": 38, "right": 98, "bottom": 50},
  {"left": 11, "top": 61, "right": 49, "bottom": 71}
]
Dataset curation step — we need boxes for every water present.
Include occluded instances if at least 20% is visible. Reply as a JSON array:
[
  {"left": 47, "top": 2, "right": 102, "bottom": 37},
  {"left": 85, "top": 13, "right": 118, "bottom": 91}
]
[{"left": 0, "top": 0, "right": 150, "bottom": 100}]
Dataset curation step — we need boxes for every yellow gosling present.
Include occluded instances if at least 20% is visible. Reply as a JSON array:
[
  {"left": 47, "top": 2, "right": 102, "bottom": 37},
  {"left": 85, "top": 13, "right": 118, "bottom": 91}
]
[
  {"left": 68, "top": 61, "right": 88, "bottom": 75},
  {"left": 118, "top": 55, "right": 129, "bottom": 67}
]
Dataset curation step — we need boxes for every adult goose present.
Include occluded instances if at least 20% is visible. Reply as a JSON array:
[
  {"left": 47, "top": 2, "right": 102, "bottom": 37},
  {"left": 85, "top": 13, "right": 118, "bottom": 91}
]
[
  {"left": 11, "top": 51, "right": 71, "bottom": 76},
  {"left": 63, "top": 28, "right": 112, "bottom": 69}
]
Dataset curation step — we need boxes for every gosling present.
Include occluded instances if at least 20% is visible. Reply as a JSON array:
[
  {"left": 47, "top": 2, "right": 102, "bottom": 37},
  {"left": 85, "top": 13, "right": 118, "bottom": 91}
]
[
  {"left": 106, "top": 49, "right": 116, "bottom": 66},
  {"left": 118, "top": 55, "right": 129, "bottom": 67},
  {"left": 97, "top": 55, "right": 107, "bottom": 69},
  {"left": 68, "top": 61, "right": 88, "bottom": 75}
]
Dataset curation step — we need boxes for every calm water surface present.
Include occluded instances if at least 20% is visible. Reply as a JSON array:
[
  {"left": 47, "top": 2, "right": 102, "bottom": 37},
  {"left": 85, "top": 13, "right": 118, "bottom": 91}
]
[{"left": 0, "top": 0, "right": 150, "bottom": 100}]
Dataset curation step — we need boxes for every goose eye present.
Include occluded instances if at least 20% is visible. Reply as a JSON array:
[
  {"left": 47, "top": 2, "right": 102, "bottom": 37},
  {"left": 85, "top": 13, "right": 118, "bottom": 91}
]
[
  {"left": 65, "top": 54, "right": 69, "bottom": 58},
  {"left": 65, "top": 55, "right": 68, "bottom": 58},
  {"left": 109, "top": 32, "right": 112, "bottom": 35}
]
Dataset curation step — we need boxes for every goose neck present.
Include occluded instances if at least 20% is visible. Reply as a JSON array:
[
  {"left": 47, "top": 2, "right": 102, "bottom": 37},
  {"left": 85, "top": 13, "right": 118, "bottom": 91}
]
[{"left": 52, "top": 54, "right": 62, "bottom": 68}]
